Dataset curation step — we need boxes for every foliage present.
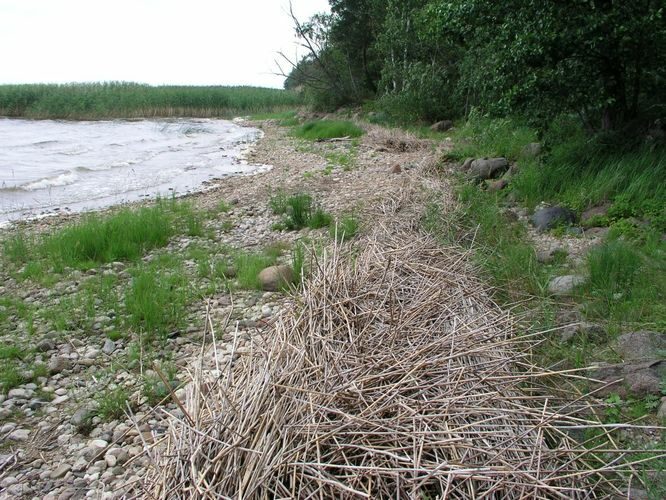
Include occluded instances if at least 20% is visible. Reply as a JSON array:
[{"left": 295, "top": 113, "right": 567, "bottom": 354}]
[{"left": 288, "top": 1, "right": 665, "bottom": 130}]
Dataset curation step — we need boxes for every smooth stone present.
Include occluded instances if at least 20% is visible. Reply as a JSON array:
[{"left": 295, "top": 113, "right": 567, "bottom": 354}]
[
  {"left": 548, "top": 275, "right": 586, "bottom": 295},
  {"left": 8, "top": 428, "right": 30, "bottom": 441},
  {"left": 102, "top": 339, "right": 116, "bottom": 355},
  {"left": 531, "top": 206, "right": 577, "bottom": 232},
  {"left": 50, "top": 463, "right": 72, "bottom": 479}
]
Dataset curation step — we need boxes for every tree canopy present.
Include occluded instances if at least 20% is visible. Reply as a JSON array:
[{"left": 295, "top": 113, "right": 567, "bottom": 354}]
[{"left": 286, "top": 0, "right": 666, "bottom": 131}]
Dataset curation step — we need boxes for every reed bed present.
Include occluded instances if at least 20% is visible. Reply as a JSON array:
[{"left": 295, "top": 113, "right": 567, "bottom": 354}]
[
  {"left": 140, "top": 193, "right": 657, "bottom": 499},
  {"left": 0, "top": 82, "right": 301, "bottom": 119}
]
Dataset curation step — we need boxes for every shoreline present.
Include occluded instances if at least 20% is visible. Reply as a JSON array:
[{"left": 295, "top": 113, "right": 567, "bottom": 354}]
[
  {"left": 0, "top": 118, "right": 266, "bottom": 231},
  {"left": 0, "top": 119, "right": 445, "bottom": 498}
]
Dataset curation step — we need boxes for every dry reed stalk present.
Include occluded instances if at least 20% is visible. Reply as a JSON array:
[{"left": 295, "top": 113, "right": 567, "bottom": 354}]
[{"left": 140, "top": 191, "right": 662, "bottom": 499}]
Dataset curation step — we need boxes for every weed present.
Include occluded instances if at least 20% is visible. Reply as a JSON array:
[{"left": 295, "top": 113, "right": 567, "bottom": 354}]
[
  {"left": 0, "top": 364, "right": 25, "bottom": 394},
  {"left": 142, "top": 363, "right": 178, "bottom": 405},
  {"left": 0, "top": 345, "right": 23, "bottom": 360}
]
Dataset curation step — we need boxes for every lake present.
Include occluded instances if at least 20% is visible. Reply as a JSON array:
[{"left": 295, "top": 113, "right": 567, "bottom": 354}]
[{"left": 0, "top": 118, "right": 265, "bottom": 223}]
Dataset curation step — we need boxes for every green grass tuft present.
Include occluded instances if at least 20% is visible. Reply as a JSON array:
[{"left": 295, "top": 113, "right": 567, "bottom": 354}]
[
  {"left": 96, "top": 387, "right": 129, "bottom": 421},
  {"left": 293, "top": 120, "right": 364, "bottom": 141}
]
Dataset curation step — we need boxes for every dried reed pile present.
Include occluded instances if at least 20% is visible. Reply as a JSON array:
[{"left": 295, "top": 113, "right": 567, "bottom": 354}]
[{"left": 143, "top": 198, "right": 647, "bottom": 499}]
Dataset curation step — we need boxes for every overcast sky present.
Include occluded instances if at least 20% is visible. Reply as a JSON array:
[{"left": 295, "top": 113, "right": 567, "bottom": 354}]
[{"left": 0, "top": 0, "right": 330, "bottom": 88}]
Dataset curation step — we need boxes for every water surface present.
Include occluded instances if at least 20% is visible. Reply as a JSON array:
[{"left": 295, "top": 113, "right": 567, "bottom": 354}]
[{"left": 0, "top": 118, "right": 265, "bottom": 222}]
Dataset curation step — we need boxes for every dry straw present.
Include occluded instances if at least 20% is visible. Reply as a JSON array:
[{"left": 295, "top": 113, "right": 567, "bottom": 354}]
[{"left": 140, "top": 191, "right": 662, "bottom": 499}]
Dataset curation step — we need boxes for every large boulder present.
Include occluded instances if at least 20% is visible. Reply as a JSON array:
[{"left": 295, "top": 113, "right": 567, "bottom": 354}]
[
  {"left": 615, "top": 331, "right": 666, "bottom": 362},
  {"left": 591, "top": 360, "right": 665, "bottom": 398},
  {"left": 468, "top": 157, "right": 509, "bottom": 180},
  {"left": 258, "top": 265, "right": 294, "bottom": 291},
  {"left": 531, "top": 206, "right": 576, "bottom": 231},
  {"left": 430, "top": 120, "right": 453, "bottom": 132}
]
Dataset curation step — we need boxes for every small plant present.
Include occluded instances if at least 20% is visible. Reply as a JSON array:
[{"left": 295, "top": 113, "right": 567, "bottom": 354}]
[
  {"left": 604, "top": 393, "right": 623, "bottom": 423},
  {"left": 0, "top": 364, "right": 25, "bottom": 394},
  {"left": 330, "top": 214, "right": 360, "bottom": 242},
  {"left": 125, "top": 257, "right": 190, "bottom": 338},
  {"left": 96, "top": 387, "right": 129, "bottom": 421},
  {"left": 269, "top": 192, "right": 333, "bottom": 231}
]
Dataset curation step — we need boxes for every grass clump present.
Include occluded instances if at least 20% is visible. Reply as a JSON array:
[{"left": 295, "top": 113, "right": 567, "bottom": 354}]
[
  {"left": 96, "top": 387, "right": 129, "bottom": 421},
  {"left": 293, "top": 120, "right": 364, "bottom": 141},
  {"left": 142, "top": 363, "right": 178, "bottom": 406},
  {"left": 330, "top": 214, "right": 360, "bottom": 243},
  {"left": 125, "top": 255, "right": 191, "bottom": 338},
  {"left": 269, "top": 192, "right": 333, "bottom": 231},
  {"left": 2, "top": 199, "right": 209, "bottom": 279}
]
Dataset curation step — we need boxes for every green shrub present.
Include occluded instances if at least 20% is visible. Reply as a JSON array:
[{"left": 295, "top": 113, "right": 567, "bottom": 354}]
[{"left": 293, "top": 120, "right": 364, "bottom": 141}]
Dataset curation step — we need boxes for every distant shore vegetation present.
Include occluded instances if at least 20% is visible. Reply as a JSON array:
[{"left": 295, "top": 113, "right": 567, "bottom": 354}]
[{"left": 0, "top": 82, "right": 302, "bottom": 119}]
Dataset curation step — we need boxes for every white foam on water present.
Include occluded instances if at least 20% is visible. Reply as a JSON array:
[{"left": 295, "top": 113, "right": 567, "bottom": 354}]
[{"left": 0, "top": 118, "right": 266, "bottom": 222}]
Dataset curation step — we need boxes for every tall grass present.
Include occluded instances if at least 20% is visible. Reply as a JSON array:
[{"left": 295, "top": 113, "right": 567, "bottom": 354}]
[
  {"left": 125, "top": 255, "right": 190, "bottom": 338},
  {"left": 0, "top": 82, "right": 302, "bottom": 119},
  {"left": 2, "top": 199, "right": 203, "bottom": 274}
]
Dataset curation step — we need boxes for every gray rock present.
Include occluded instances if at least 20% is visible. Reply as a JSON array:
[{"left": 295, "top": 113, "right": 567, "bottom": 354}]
[
  {"left": 615, "top": 331, "right": 666, "bottom": 362},
  {"left": 7, "top": 388, "right": 30, "bottom": 399},
  {"left": 469, "top": 157, "right": 509, "bottom": 180},
  {"left": 8, "top": 428, "right": 30, "bottom": 441},
  {"left": 522, "top": 142, "right": 542, "bottom": 157},
  {"left": 531, "top": 206, "right": 577, "bottom": 231},
  {"left": 559, "top": 322, "right": 604, "bottom": 343},
  {"left": 536, "top": 247, "right": 565, "bottom": 264},
  {"left": 36, "top": 339, "right": 56, "bottom": 352},
  {"left": 591, "top": 360, "right": 665, "bottom": 397},
  {"left": 71, "top": 407, "right": 93, "bottom": 429},
  {"left": 585, "top": 227, "right": 610, "bottom": 239},
  {"left": 50, "top": 463, "right": 72, "bottom": 479},
  {"left": 102, "top": 339, "right": 116, "bottom": 355},
  {"left": 48, "top": 356, "right": 70, "bottom": 375},
  {"left": 581, "top": 204, "right": 610, "bottom": 225},
  {"left": 487, "top": 179, "right": 509, "bottom": 192},
  {"left": 548, "top": 275, "right": 586, "bottom": 295},
  {"left": 430, "top": 120, "right": 453, "bottom": 132},
  {"left": 258, "top": 265, "right": 294, "bottom": 292}
]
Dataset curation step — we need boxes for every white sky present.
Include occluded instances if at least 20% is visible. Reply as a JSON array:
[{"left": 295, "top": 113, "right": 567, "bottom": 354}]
[{"left": 0, "top": 0, "right": 329, "bottom": 88}]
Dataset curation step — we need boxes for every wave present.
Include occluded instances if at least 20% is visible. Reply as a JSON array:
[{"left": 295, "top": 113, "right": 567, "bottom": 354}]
[{"left": 19, "top": 171, "right": 79, "bottom": 191}]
